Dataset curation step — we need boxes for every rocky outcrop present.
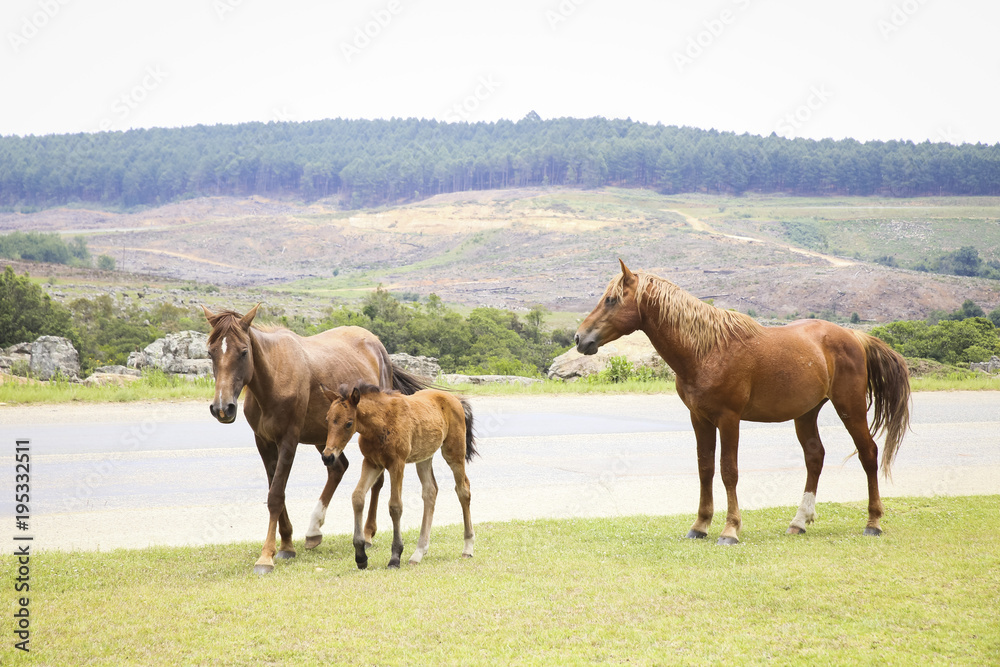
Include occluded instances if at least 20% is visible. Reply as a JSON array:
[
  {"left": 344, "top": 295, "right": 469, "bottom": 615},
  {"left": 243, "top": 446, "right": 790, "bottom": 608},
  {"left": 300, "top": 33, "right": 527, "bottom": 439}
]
[
  {"left": 82, "top": 372, "right": 143, "bottom": 387},
  {"left": 94, "top": 365, "right": 142, "bottom": 377},
  {"left": 439, "top": 374, "right": 542, "bottom": 386},
  {"left": 29, "top": 336, "right": 81, "bottom": 381},
  {"left": 127, "top": 331, "right": 212, "bottom": 376},
  {"left": 389, "top": 353, "right": 441, "bottom": 380},
  {"left": 546, "top": 330, "right": 671, "bottom": 380},
  {"left": 970, "top": 356, "right": 1000, "bottom": 373}
]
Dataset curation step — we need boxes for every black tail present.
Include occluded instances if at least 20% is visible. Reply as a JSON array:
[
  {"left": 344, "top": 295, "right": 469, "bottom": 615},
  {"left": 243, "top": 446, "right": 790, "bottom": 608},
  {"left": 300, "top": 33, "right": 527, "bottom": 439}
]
[
  {"left": 461, "top": 398, "right": 479, "bottom": 463},
  {"left": 391, "top": 363, "right": 433, "bottom": 395}
]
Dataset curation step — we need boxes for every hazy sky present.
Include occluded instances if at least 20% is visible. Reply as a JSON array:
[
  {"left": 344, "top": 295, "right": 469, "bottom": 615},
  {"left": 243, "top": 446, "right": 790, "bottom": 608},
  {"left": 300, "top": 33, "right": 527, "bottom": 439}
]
[{"left": 1, "top": 0, "right": 997, "bottom": 143}]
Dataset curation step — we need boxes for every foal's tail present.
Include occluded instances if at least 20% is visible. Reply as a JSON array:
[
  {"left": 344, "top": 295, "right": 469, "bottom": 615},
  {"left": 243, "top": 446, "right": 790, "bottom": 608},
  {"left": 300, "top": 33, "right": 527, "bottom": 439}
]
[
  {"left": 856, "top": 332, "right": 912, "bottom": 478},
  {"left": 460, "top": 398, "right": 479, "bottom": 463}
]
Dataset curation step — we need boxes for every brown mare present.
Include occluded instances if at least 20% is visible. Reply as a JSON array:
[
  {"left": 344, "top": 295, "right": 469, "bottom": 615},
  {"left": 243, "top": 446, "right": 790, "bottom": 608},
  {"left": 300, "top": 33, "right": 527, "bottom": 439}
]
[
  {"left": 575, "top": 261, "right": 911, "bottom": 544},
  {"left": 320, "top": 384, "right": 477, "bottom": 569},
  {"left": 203, "top": 305, "right": 428, "bottom": 574}
]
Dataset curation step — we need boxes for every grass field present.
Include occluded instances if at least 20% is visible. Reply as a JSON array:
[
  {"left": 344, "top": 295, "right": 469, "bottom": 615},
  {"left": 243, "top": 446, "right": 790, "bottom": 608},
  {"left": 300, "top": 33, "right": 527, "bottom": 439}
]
[{"left": 4, "top": 496, "right": 997, "bottom": 665}]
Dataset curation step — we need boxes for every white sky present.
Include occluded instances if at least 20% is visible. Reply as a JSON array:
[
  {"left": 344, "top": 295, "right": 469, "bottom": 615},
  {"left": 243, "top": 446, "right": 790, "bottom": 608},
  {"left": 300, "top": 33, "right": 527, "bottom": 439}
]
[{"left": 1, "top": 0, "right": 997, "bottom": 144}]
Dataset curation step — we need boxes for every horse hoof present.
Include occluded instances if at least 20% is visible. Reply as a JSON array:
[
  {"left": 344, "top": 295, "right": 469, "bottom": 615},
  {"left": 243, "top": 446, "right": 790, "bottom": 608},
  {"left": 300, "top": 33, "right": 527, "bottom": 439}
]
[
  {"left": 253, "top": 564, "right": 274, "bottom": 575},
  {"left": 355, "top": 558, "right": 368, "bottom": 570},
  {"left": 686, "top": 530, "right": 708, "bottom": 539},
  {"left": 275, "top": 550, "right": 296, "bottom": 560},
  {"left": 408, "top": 559, "right": 420, "bottom": 566},
  {"left": 786, "top": 526, "right": 806, "bottom": 535},
  {"left": 461, "top": 553, "right": 473, "bottom": 559},
  {"left": 304, "top": 535, "right": 322, "bottom": 550},
  {"left": 863, "top": 527, "right": 883, "bottom": 537},
  {"left": 717, "top": 536, "right": 739, "bottom": 546}
]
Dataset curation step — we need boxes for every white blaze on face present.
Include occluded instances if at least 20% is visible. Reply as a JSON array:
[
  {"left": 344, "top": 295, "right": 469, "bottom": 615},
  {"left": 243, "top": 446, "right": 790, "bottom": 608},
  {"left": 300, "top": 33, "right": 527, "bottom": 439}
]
[{"left": 221, "top": 336, "right": 228, "bottom": 355}]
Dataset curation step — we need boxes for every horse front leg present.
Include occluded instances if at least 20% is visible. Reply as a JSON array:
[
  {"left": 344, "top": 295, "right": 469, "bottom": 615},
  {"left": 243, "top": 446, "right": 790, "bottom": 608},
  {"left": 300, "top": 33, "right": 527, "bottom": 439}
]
[
  {"left": 386, "top": 463, "right": 406, "bottom": 569},
  {"left": 255, "top": 437, "right": 298, "bottom": 574},
  {"left": 351, "top": 459, "right": 385, "bottom": 570},
  {"left": 687, "top": 416, "right": 717, "bottom": 539},
  {"left": 305, "top": 450, "right": 350, "bottom": 550},
  {"left": 363, "top": 471, "right": 385, "bottom": 547},
  {"left": 717, "top": 414, "right": 742, "bottom": 545}
]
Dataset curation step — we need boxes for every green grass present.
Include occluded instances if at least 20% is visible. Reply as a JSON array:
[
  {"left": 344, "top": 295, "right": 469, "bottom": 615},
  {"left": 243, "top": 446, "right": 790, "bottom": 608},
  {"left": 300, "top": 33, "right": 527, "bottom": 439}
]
[
  {"left": 5, "top": 371, "right": 1000, "bottom": 404},
  {"left": 0, "top": 371, "right": 214, "bottom": 404},
  {"left": 4, "top": 496, "right": 997, "bottom": 665}
]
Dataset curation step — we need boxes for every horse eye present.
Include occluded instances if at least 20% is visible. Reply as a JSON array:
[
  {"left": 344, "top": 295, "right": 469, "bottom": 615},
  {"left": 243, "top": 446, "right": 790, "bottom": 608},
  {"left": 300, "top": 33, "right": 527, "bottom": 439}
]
[
  {"left": 605, "top": 295, "right": 618, "bottom": 306},
  {"left": 240, "top": 349, "right": 248, "bottom": 358},
  {"left": 345, "top": 420, "right": 353, "bottom": 429}
]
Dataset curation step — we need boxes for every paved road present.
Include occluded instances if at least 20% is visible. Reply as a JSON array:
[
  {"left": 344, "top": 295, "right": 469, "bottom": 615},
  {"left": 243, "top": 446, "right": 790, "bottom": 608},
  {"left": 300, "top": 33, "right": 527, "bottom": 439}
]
[{"left": 1, "top": 393, "right": 998, "bottom": 551}]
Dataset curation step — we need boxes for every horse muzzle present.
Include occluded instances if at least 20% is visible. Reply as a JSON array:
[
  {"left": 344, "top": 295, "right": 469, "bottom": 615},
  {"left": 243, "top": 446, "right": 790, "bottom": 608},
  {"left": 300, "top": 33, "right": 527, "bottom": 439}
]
[
  {"left": 210, "top": 401, "right": 239, "bottom": 424},
  {"left": 320, "top": 448, "right": 342, "bottom": 467},
  {"left": 574, "top": 331, "right": 600, "bottom": 356}
]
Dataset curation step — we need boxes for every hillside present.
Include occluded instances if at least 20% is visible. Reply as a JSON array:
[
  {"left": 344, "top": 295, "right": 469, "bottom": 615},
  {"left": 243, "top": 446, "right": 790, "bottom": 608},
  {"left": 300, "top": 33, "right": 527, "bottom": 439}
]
[{"left": 2, "top": 188, "right": 998, "bottom": 322}]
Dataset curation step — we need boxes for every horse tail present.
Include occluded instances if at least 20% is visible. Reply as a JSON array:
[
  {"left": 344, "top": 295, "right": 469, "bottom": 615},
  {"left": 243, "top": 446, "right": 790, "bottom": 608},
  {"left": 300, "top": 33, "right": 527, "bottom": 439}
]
[
  {"left": 460, "top": 398, "right": 479, "bottom": 463},
  {"left": 856, "top": 332, "right": 912, "bottom": 478},
  {"left": 390, "top": 362, "right": 433, "bottom": 396}
]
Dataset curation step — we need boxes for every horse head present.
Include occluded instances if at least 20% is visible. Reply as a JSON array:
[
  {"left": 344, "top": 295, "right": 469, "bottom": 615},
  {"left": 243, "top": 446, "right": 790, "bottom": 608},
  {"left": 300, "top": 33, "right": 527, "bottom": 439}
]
[
  {"left": 203, "top": 303, "right": 260, "bottom": 424},
  {"left": 320, "top": 384, "right": 361, "bottom": 464},
  {"left": 575, "top": 259, "right": 643, "bottom": 355}
]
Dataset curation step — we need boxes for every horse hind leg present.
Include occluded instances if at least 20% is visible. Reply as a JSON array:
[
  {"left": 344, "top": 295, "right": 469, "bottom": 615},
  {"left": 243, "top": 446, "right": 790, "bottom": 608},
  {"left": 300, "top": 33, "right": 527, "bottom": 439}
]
[
  {"left": 408, "top": 458, "right": 438, "bottom": 565},
  {"left": 441, "top": 436, "right": 474, "bottom": 558},
  {"left": 386, "top": 463, "right": 406, "bottom": 569},
  {"left": 788, "top": 403, "right": 826, "bottom": 535},
  {"left": 305, "top": 450, "right": 350, "bottom": 550},
  {"left": 831, "top": 390, "right": 885, "bottom": 536}
]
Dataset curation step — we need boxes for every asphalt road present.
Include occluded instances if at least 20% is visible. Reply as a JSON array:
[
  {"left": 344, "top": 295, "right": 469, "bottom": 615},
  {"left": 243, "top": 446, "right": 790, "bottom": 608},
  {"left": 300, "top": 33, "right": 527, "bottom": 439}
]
[{"left": 2, "top": 392, "right": 998, "bottom": 552}]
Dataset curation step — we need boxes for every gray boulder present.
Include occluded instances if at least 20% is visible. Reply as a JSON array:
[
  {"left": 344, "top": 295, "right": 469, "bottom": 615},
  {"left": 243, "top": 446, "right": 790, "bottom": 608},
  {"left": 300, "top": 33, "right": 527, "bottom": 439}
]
[
  {"left": 547, "top": 330, "right": 671, "bottom": 380},
  {"left": 82, "top": 372, "right": 142, "bottom": 387},
  {"left": 29, "top": 336, "right": 81, "bottom": 381},
  {"left": 128, "top": 330, "right": 212, "bottom": 376},
  {"left": 439, "top": 374, "right": 542, "bottom": 386},
  {"left": 4, "top": 342, "right": 32, "bottom": 364},
  {"left": 94, "top": 365, "right": 142, "bottom": 377},
  {"left": 389, "top": 353, "right": 441, "bottom": 380},
  {"left": 970, "top": 355, "right": 1000, "bottom": 374}
]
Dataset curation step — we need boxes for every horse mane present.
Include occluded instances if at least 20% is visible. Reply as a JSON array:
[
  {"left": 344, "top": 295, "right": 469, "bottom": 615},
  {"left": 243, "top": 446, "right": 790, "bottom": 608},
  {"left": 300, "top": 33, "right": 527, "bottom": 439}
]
[
  {"left": 603, "top": 271, "right": 764, "bottom": 359},
  {"left": 207, "top": 310, "right": 287, "bottom": 346}
]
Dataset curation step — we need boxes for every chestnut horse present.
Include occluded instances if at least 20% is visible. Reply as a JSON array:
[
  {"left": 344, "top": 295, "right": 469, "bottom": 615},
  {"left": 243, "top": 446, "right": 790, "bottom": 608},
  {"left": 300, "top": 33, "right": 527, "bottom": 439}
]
[
  {"left": 203, "top": 305, "right": 428, "bottom": 574},
  {"left": 575, "top": 261, "right": 911, "bottom": 544},
  {"left": 320, "top": 384, "right": 477, "bottom": 569}
]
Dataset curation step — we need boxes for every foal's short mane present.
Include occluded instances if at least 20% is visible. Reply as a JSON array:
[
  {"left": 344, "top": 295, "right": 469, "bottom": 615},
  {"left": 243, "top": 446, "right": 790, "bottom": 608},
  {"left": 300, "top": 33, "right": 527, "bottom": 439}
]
[
  {"left": 603, "top": 271, "right": 764, "bottom": 358},
  {"left": 340, "top": 382, "right": 400, "bottom": 401},
  {"left": 207, "top": 310, "right": 286, "bottom": 346}
]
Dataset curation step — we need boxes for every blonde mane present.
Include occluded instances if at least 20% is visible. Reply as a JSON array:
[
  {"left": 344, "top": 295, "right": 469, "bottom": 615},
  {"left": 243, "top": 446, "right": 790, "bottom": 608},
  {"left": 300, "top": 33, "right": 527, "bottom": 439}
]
[{"left": 602, "top": 271, "right": 764, "bottom": 358}]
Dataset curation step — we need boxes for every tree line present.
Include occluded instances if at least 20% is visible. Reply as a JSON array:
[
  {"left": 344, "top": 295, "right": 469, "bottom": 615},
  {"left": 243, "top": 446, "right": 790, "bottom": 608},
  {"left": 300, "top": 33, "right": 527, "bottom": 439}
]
[{"left": 3, "top": 115, "right": 1000, "bottom": 211}]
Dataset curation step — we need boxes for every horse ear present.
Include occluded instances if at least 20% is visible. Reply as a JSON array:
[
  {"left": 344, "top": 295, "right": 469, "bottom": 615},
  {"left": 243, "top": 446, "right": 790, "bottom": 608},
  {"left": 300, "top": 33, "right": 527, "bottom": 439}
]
[
  {"left": 239, "top": 303, "right": 261, "bottom": 329},
  {"left": 319, "top": 384, "right": 336, "bottom": 402},
  {"left": 350, "top": 386, "right": 361, "bottom": 406},
  {"left": 202, "top": 304, "right": 217, "bottom": 323},
  {"left": 619, "top": 259, "right": 636, "bottom": 285}
]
